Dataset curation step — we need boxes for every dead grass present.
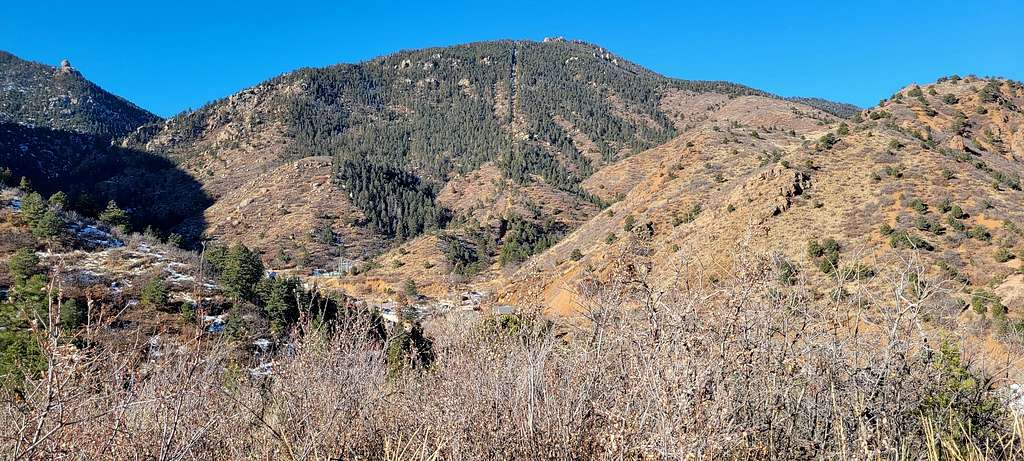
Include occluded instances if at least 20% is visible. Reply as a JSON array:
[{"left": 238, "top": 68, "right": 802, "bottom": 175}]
[{"left": 3, "top": 239, "right": 1022, "bottom": 460}]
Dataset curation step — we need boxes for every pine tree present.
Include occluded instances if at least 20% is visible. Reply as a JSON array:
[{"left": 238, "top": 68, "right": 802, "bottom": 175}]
[
  {"left": 385, "top": 328, "right": 410, "bottom": 378},
  {"left": 31, "top": 209, "right": 64, "bottom": 241},
  {"left": 59, "top": 298, "right": 84, "bottom": 330},
  {"left": 0, "top": 325, "right": 45, "bottom": 387},
  {"left": 10, "top": 274, "right": 50, "bottom": 326},
  {"left": 8, "top": 248, "right": 41, "bottom": 285},
  {"left": 204, "top": 244, "right": 229, "bottom": 274},
  {"left": 165, "top": 233, "right": 184, "bottom": 248},
  {"left": 0, "top": 167, "right": 11, "bottom": 186},
  {"left": 18, "top": 176, "right": 31, "bottom": 192},
  {"left": 19, "top": 192, "right": 45, "bottom": 227},
  {"left": 264, "top": 279, "right": 290, "bottom": 334},
  {"left": 47, "top": 191, "right": 68, "bottom": 210},
  {"left": 623, "top": 215, "right": 636, "bottom": 232},
  {"left": 140, "top": 277, "right": 168, "bottom": 309},
  {"left": 315, "top": 222, "right": 335, "bottom": 245},
  {"left": 222, "top": 244, "right": 264, "bottom": 301},
  {"left": 98, "top": 200, "right": 130, "bottom": 232},
  {"left": 837, "top": 122, "right": 850, "bottom": 136},
  {"left": 402, "top": 279, "right": 418, "bottom": 297}
]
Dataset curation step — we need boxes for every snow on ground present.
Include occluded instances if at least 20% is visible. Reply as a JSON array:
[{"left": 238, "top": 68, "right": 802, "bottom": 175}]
[
  {"left": 249, "top": 362, "right": 273, "bottom": 377},
  {"left": 203, "top": 314, "right": 227, "bottom": 333},
  {"left": 1, "top": 188, "right": 22, "bottom": 211},
  {"left": 68, "top": 222, "right": 123, "bottom": 248},
  {"left": 253, "top": 338, "right": 272, "bottom": 351},
  {"left": 35, "top": 228, "right": 221, "bottom": 314}
]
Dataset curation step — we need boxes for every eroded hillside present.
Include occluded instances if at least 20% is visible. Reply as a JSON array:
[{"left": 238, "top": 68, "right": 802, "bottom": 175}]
[
  {"left": 334, "top": 92, "right": 843, "bottom": 299},
  {"left": 500, "top": 77, "right": 1024, "bottom": 338}
]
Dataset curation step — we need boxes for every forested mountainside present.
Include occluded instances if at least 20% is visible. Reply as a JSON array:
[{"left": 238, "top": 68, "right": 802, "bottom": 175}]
[
  {"left": 121, "top": 39, "right": 845, "bottom": 269},
  {"left": 3, "top": 78, "right": 1022, "bottom": 458},
  {"left": 126, "top": 39, "right": 768, "bottom": 183},
  {"left": 0, "top": 41, "right": 856, "bottom": 280},
  {"left": 0, "top": 51, "right": 158, "bottom": 137},
  {"left": 0, "top": 54, "right": 203, "bottom": 235},
  {"left": 5, "top": 37, "right": 1024, "bottom": 459}
]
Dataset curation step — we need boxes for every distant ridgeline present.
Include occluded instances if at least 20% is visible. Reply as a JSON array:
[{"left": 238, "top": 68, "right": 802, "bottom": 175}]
[{"left": 280, "top": 40, "right": 784, "bottom": 185}]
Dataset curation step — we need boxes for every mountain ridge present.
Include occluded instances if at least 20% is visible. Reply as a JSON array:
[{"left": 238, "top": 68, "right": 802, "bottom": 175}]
[
  {"left": 114, "top": 39, "right": 853, "bottom": 270},
  {"left": 0, "top": 50, "right": 159, "bottom": 137}
]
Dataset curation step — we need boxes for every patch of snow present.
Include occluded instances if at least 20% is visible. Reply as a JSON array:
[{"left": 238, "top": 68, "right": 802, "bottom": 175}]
[
  {"left": 148, "top": 336, "right": 163, "bottom": 360},
  {"left": 1008, "top": 383, "right": 1024, "bottom": 414},
  {"left": 250, "top": 362, "right": 273, "bottom": 378},
  {"left": 67, "top": 222, "right": 123, "bottom": 248},
  {"left": 253, "top": 338, "right": 272, "bottom": 352},
  {"left": 203, "top": 314, "right": 227, "bottom": 333}
]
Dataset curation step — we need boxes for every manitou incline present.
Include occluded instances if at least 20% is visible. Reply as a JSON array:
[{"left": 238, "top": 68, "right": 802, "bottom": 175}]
[{"left": 3, "top": 37, "right": 1024, "bottom": 459}]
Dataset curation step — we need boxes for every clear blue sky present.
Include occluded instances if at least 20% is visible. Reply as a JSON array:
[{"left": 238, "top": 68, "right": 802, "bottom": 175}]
[{"left": 4, "top": 0, "right": 1022, "bottom": 117}]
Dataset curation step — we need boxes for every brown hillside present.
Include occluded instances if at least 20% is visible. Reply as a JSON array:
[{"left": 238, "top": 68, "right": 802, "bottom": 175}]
[
  {"left": 501, "top": 78, "right": 1024, "bottom": 329},
  {"left": 118, "top": 40, "right": 807, "bottom": 268},
  {"left": 202, "top": 156, "right": 386, "bottom": 270},
  {"left": 314, "top": 95, "right": 841, "bottom": 299}
]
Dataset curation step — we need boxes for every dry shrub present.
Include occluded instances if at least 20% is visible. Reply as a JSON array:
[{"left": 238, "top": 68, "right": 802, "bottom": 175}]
[{"left": 2, "top": 238, "right": 1021, "bottom": 460}]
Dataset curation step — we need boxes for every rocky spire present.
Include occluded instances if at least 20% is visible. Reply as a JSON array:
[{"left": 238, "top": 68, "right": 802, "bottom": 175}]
[{"left": 57, "top": 58, "right": 79, "bottom": 75}]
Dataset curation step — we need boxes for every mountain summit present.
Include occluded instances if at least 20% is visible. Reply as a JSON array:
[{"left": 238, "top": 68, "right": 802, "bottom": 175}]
[
  {"left": 120, "top": 39, "right": 847, "bottom": 268},
  {"left": 0, "top": 51, "right": 158, "bottom": 137}
]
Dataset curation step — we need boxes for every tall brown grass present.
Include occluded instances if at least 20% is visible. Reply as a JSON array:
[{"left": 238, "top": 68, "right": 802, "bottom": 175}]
[{"left": 2, "top": 240, "right": 1021, "bottom": 460}]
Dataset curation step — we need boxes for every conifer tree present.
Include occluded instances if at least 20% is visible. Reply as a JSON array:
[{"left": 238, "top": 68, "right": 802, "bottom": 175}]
[
  {"left": 47, "top": 191, "right": 68, "bottom": 210},
  {"left": 264, "top": 279, "right": 290, "bottom": 334},
  {"left": 140, "top": 277, "right": 168, "bottom": 309},
  {"left": 8, "top": 248, "right": 41, "bottom": 285},
  {"left": 402, "top": 279, "right": 418, "bottom": 297},
  {"left": 166, "top": 233, "right": 184, "bottom": 248},
  {"left": 98, "top": 200, "right": 130, "bottom": 232},
  {"left": 222, "top": 244, "right": 264, "bottom": 301},
  {"left": 31, "top": 209, "right": 64, "bottom": 241},
  {"left": 19, "top": 192, "right": 45, "bottom": 227},
  {"left": 59, "top": 298, "right": 84, "bottom": 330}
]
